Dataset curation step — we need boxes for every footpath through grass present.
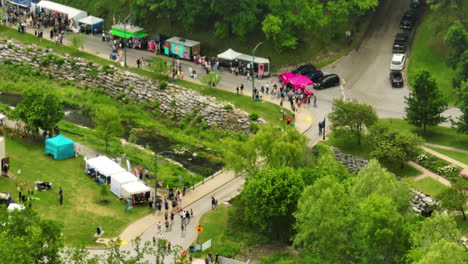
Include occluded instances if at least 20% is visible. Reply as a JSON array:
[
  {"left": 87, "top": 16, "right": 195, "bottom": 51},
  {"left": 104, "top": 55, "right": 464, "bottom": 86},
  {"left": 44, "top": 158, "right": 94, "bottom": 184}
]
[
  {"left": 403, "top": 177, "right": 449, "bottom": 199},
  {"left": 407, "top": 6, "right": 457, "bottom": 105},
  {"left": 191, "top": 205, "right": 268, "bottom": 258},
  {"left": 426, "top": 146, "right": 468, "bottom": 165},
  {"left": 1, "top": 136, "right": 149, "bottom": 246}
]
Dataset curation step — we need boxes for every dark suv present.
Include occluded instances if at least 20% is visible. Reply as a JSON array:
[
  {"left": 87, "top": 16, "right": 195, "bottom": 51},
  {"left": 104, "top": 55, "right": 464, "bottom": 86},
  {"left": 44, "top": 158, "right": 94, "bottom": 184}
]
[
  {"left": 314, "top": 74, "right": 340, "bottom": 89},
  {"left": 411, "top": 0, "right": 422, "bottom": 8},
  {"left": 304, "top": 70, "right": 324, "bottom": 82},
  {"left": 393, "top": 33, "right": 409, "bottom": 53},
  {"left": 400, "top": 10, "right": 418, "bottom": 30},
  {"left": 292, "top": 64, "right": 316, "bottom": 75}
]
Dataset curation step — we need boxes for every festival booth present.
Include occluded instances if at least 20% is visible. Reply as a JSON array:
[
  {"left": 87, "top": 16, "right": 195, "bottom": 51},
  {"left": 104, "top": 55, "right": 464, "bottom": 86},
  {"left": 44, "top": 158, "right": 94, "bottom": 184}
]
[
  {"left": 85, "top": 156, "right": 125, "bottom": 184},
  {"left": 110, "top": 171, "right": 138, "bottom": 198},
  {"left": 279, "top": 72, "right": 297, "bottom": 84},
  {"left": 36, "top": 1, "right": 88, "bottom": 27},
  {"left": 7, "top": 0, "right": 32, "bottom": 8},
  {"left": 120, "top": 181, "right": 151, "bottom": 204},
  {"left": 217, "top": 48, "right": 270, "bottom": 77},
  {"left": 164, "top": 37, "right": 200, "bottom": 60},
  {"left": 44, "top": 135, "right": 75, "bottom": 160},
  {"left": 109, "top": 24, "right": 148, "bottom": 49},
  {"left": 78, "top": 15, "right": 104, "bottom": 32},
  {"left": 289, "top": 75, "right": 313, "bottom": 90}
]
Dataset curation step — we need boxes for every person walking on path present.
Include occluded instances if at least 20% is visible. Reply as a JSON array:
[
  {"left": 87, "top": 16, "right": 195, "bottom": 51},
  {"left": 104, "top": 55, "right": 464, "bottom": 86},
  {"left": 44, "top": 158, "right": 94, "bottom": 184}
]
[
  {"left": 137, "top": 58, "right": 141, "bottom": 68},
  {"left": 157, "top": 221, "right": 162, "bottom": 233},
  {"left": 314, "top": 95, "right": 317, "bottom": 107},
  {"left": 236, "top": 86, "right": 239, "bottom": 95}
]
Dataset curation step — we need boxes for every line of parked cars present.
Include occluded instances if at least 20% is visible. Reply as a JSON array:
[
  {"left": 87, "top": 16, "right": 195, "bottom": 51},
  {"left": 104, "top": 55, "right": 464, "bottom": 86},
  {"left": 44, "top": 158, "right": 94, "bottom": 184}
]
[
  {"left": 292, "top": 64, "right": 340, "bottom": 90},
  {"left": 390, "top": 0, "right": 422, "bottom": 88}
]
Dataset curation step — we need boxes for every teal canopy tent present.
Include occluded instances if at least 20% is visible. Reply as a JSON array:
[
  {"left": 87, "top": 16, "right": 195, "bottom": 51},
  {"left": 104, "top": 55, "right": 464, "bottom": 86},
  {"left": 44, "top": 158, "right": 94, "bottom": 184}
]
[{"left": 45, "top": 135, "right": 75, "bottom": 160}]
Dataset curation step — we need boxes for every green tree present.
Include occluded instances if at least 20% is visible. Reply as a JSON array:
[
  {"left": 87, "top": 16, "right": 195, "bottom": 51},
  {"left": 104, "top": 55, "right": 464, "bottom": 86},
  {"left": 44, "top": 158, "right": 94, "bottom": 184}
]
[
  {"left": 0, "top": 208, "right": 64, "bottom": 264},
  {"left": 451, "top": 74, "right": 467, "bottom": 135},
  {"left": 235, "top": 167, "right": 305, "bottom": 241},
  {"left": 407, "top": 213, "right": 462, "bottom": 262},
  {"left": 148, "top": 57, "right": 171, "bottom": 77},
  {"left": 92, "top": 105, "right": 123, "bottom": 153},
  {"left": 200, "top": 71, "right": 222, "bottom": 87},
  {"left": 328, "top": 98, "right": 378, "bottom": 145},
  {"left": 444, "top": 20, "right": 467, "bottom": 67},
  {"left": 69, "top": 34, "right": 85, "bottom": 50},
  {"left": 352, "top": 194, "right": 411, "bottom": 263},
  {"left": 368, "top": 122, "right": 423, "bottom": 168},
  {"left": 415, "top": 240, "right": 468, "bottom": 264},
  {"left": 10, "top": 88, "right": 64, "bottom": 135},
  {"left": 223, "top": 125, "right": 307, "bottom": 174},
  {"left": 440, "top": 184, "right": 467, "bottom": 220},
  {"left": 349, "top": 159, "right": 411, "bottom": 212},
  {"left": 405, "top": 71, "right": 448, "bottom": 132},
  {"left": 262, "top": 14, "right": 283, "bottom": 45},
  {"left": 294, "top": 176, "right": 350, "bottom": 263}
]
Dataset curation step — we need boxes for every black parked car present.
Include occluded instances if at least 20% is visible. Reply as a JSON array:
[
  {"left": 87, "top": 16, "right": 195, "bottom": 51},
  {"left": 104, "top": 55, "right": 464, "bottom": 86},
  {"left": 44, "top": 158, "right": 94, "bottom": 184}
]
[
  {"left": 314, "top": 74, "right": 340, "bottom": 89},
  {"left": 304, "top": 70, "right": 324, "bottom": 82},
  {"left": 292, "top": 64, "right": 316, "bottom": 75},
  {"left": 390, "top": 71, "right": 404, "bottom": 88},
  {"left": 400, "top": 10, "right": 418, "bottom": 30},
  {"left": 410, "top": 0, "right": 422, "bottom": 8},
  {"left": 393, "top": 32, "right": 409, "bottom": 53}
]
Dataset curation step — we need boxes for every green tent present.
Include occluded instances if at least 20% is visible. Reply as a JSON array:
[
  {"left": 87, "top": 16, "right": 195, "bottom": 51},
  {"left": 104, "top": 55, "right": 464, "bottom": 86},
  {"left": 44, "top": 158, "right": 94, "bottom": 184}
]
[
  {"left": 45, "top": 135, "right": 75, "bottom": 160},
  {"left": 110, "top": 24, "right": 148, "bottom": 39}
]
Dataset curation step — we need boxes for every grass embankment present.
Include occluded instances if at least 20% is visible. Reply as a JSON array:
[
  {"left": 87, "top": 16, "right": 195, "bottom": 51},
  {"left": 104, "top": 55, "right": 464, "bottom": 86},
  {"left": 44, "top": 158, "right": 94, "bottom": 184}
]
[
  {"left": 454, "top": 215, "right": 468, "bottom": 237},
  {"left": 191, "top": 205, "right": 269, "bottom": 258},
  {"left": 403, "top": 177, "right": 449, "bottom": 199},
  {"left": 426, "top": 146, "right": 468, "bottom": 165},
  {"left": 1, "top": 137, "right": 149, "bottom": 246},
  {"left": 407, "top": 5, "right": 457, "bottom": 105},
  {"left": 0, "top": 25, "right": 286, "bottom": 125}
]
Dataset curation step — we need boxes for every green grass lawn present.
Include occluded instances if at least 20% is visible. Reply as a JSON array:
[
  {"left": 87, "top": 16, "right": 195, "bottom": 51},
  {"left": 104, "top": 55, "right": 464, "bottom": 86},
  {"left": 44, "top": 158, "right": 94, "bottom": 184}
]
[
  {"left": 453, "top": 215, "right": 468, "bottom": 237},
  {"left": 407, "top": 6, "right": 457, "bottom": 105},
  {"left": 379, "top": 119, "right": 468, "bottom": 150},
  {"left": 403, "top": 177, "right": 449, "bottom": 199},
  {"left": 192, "top": 205, "right": 268, "bottom": 258},
  {"left": 426, "top": 146, "right": 468, "bottom": 165},
  {"left": 1, "top": 136, "right": 150, "bottom": 246}
]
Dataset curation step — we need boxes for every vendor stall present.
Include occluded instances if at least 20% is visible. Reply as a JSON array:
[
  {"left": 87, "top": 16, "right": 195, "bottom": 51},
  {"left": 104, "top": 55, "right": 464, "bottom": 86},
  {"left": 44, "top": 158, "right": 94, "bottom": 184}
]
[
  {"left": 44, "top": 135, "right": 75, "bottom": 160},
  {"left": 121, "top": 181, "right": 151, "bottom": 204},
  {"left": 217, "top": 48, "right": 270, "bottom": 76},
  {"left": 36, "top": 1, "right": 87, "bottom": 26},
  {"left": 78, "top": 15, "right": 104, "bottom": 32},
  {"left": 85, "top": 156, "right": 125, "bottom": 183},
  {"left": 110, "top": 171, "right": 137, "bottom": 198},
  {"left": 164, "top": 37, "right": 200, "bottom": 60},
  {"left": 7, "top": 0, "right": 32, "bottom": 8}
]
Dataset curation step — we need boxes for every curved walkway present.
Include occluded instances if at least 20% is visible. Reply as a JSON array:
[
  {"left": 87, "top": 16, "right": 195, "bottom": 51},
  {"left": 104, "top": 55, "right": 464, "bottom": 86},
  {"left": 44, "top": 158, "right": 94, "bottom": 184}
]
[{"left": 424, "top": 143, "right": 468, "bottom": 155}]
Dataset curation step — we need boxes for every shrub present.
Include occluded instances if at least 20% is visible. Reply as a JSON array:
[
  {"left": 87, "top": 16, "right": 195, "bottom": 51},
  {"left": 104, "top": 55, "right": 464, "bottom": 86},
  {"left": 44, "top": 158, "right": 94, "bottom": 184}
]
[
  {"left": 53, "top": 56, "right": 65, "bottom": 66},
  {"left": 69, "top": 59, "right": 77, "bottom": 67},
  {"left": 115, "top": 92, "right": 126, "bottom": 100},
  {"left": 249, "top": 122, "right": 260, "bottom": 133},
  {"left": 31, "top": 55, "right": 38, "bottom": 62},
  {"left": 159, "top": 81, "right": 168, "bottom": 90},
  {"left": 102, "top": 65, "right": 114, "bottom": 75},
  {"left": 249, "top": 113, "right": 259, "bottom": 121},
  {"left": 3, "top": 58, "right": 13, "bottom": 65},
  {"left": 415, "top": 151, "right": 462, "bottom": 179},
  {"left": 223, "top": 104, "right": 234, "bottom": 110},
  {"left": 89, "top": 68, "right": 98, "bottom": 78},
  {"left": 7, "top": 43, "right": 12, "bottom": 49},
  {"left": 39, "top": 55, "right": 51, "bottom": 67},
  {"left": 26, "top": 47, "right": 33, "bottom": 52}
]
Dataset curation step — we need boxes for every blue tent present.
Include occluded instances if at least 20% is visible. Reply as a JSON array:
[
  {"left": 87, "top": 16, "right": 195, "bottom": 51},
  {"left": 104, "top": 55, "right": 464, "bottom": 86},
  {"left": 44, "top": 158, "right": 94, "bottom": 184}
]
[
  {"left": 7, "top": 0, "right": 32, "bottom": 8},
  {"left": 45, "top": 135, "right": 75, "bottom": 160}
]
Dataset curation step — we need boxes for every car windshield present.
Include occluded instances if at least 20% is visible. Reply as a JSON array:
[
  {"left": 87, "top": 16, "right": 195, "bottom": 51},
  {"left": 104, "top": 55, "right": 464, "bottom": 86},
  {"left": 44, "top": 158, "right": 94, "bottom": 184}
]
[{"left": 392, "top": 60, "right": 402, "bottom": 65}]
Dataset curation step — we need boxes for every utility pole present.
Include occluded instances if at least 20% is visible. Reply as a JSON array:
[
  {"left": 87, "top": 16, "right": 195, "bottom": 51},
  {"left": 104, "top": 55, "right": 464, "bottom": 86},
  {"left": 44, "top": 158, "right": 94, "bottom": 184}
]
[{"left": 251, "top": 42, "right": 264, "bottom": 100}]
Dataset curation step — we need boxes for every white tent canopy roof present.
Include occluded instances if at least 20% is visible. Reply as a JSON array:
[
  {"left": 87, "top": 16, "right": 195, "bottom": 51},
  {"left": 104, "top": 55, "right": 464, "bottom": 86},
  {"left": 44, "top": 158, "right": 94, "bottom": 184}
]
[
  {"left": 217, "top": 48, "right": 269, "bottom": 64},
  {"left": 121, "top": 181, "right": 151, "bottom": 197},
  {"left": 110, "top": 171, "right": 138, "bottom": 197},
  {"left": 37, "top": 1, "right": 87, "bottom": 21},
  {"left": 217, "top": 48, "right": 242, "bottom": 61},
  {"left": 79, "top": 15, "right": 103, "bottom": 26},
  {"left": 86, "top": 156, "right": 125, "bottom": 177}
]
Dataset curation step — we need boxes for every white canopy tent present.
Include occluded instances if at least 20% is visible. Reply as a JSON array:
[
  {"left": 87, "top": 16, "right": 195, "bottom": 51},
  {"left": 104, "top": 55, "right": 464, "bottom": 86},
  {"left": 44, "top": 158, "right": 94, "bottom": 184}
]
[
  {"left": 121, "top": 181, "right": 151, "bottom": 199},
  {"left": 110, "top": 171, "right": 138, "bottom": 197},
  {"left": 36, "top": 1, "right": 87, "bottom": 26},
  {"left": 217, "top": 48, "right": 242, "bottom": 61},
  {"left": 86, "top": 156, "right": 125, "bottom": 177},
  {"left": 236, "top": 53, "right": 270, "bottom": 64},
  {"left": 78, "top": 15, "right": 104, "bottom": 30}
]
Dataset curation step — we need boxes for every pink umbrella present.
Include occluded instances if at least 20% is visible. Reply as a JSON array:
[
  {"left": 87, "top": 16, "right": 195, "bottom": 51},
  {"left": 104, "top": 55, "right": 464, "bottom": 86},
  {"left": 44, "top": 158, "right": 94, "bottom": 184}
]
[
  {"left": 278, "top": 72, "right": 297, "bottom": 84},
  {"left": 289, "top": 75, "right": 313, "bottom": 90}
]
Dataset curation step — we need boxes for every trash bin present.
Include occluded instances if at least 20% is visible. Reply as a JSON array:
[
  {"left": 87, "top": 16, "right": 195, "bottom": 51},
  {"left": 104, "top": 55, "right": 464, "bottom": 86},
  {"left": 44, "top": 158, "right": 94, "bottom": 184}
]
[{"left": 189, "top": 246, "right": 194, "bottom": 253}]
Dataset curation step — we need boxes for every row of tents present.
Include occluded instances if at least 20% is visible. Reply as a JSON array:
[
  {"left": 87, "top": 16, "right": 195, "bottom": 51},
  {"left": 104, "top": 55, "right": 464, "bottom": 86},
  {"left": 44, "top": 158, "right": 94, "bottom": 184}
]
[{"left": 8, "top": 0, "right": 104, "bottom": 30}]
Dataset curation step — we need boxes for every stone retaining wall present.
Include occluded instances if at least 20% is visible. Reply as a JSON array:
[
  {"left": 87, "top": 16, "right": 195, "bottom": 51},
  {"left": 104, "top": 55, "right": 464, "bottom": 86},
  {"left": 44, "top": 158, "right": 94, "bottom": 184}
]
[{"left": 0, "top": 39, "right": 265, "bottom": 133}]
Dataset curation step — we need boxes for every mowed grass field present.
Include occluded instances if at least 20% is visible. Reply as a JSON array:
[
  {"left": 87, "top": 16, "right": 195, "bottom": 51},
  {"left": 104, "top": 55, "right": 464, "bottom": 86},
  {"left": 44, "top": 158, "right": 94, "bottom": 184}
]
[
  {"left": 0, "top": 136, "right": 149, "bottom": 246},
  {"left": 407, "top": 6, "right": 457, "bottom": 105}
]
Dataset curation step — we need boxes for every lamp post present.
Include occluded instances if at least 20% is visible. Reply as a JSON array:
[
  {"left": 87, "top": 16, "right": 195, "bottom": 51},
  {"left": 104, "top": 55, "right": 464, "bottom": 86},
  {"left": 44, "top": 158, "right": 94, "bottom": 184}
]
[
  {"left": 251, "top": 42, "right": 264, "bottom": 100},
  {"left": 153, "top": 150, "right": 175, "bottom": 201},
  {"left": 122, "top": 11, "right": 135, "bottom": 68}
]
